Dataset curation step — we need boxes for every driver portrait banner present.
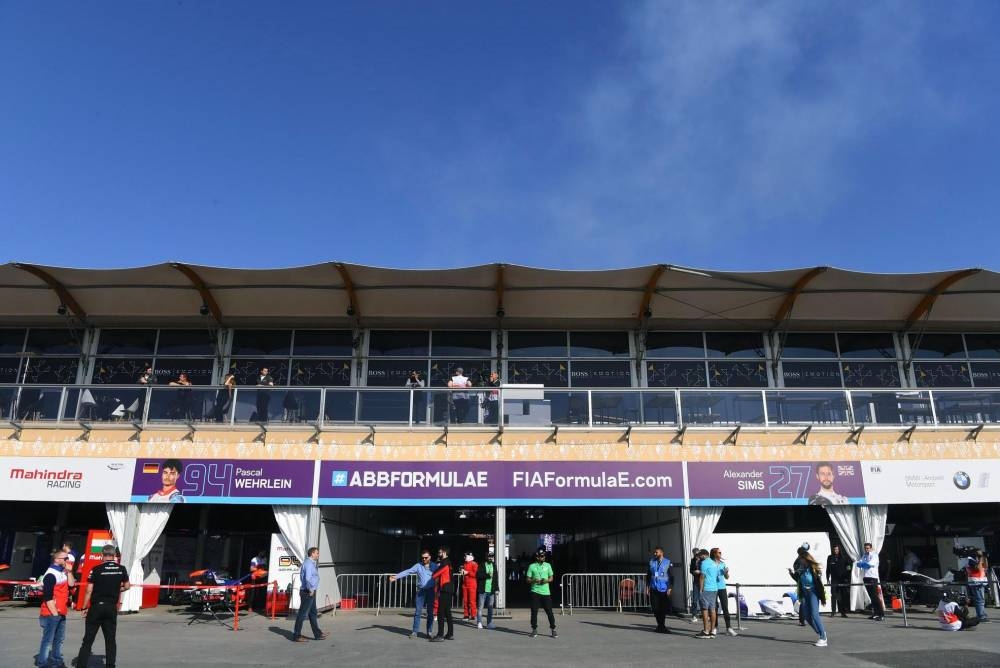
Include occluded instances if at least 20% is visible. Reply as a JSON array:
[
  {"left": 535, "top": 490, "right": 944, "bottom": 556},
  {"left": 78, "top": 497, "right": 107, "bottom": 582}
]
[
  {"left": 317, "top": 460, "right": 684, "bottom": 506},
  {"left": 131, "top": 458, "right": 314, "bottom": 504},
  {"left": 687, "top": 460, "right": 866, "bottom": 505}
]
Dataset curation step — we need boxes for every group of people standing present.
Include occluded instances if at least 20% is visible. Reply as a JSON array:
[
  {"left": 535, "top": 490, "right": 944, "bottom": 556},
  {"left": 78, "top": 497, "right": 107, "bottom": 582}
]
[{"left": 406, "top": 368, "right": 501, "bottom": 424}]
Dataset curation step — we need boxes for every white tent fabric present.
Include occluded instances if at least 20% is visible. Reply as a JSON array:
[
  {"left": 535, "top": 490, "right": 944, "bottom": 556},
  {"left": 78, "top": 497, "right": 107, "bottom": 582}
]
[
  {"left": 118, "top": 505, "right": 173, "bottom": 612},
  {"left": 105, "top": 503, "right": 128, "bottom": 552},
  {"left": 272, "top": 505, "right": 309, "bottom": 563},
  {"left": 685, "top": 506, "right": 724, "bottom": 554},
  {"left": 824, "top": 505, "right": 888, "bottom": 611}
]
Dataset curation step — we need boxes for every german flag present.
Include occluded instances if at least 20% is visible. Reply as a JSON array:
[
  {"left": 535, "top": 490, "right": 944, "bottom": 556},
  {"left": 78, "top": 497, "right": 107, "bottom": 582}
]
[{"left": 142, "top": 462, "right": 160, "bottom": 474}]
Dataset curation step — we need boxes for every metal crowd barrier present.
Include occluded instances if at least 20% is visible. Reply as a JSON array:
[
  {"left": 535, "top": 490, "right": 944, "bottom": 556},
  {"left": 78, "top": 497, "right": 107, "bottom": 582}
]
[
  {"left": 334, "top": 572, "right": 464, "bottom": 615},
  {"left": 559, "top": 572, "right": 650, "bottom": 615}
]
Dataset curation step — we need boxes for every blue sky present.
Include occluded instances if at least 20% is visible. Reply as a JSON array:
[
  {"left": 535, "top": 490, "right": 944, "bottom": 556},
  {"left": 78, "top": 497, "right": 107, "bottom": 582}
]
[{"left": 2, "top": 0, "right": 1000, "bottom": 272}]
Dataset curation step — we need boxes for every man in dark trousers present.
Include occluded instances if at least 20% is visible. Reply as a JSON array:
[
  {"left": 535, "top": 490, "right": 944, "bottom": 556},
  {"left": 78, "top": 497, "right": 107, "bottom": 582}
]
[
  {"left": 826, "top": 544, "right": 852, "bottom": 618},
  {"left": 74, "top": 544, "right": 130, "bottom": 668},
  {"left": 429, "top": 546, "right": 455, "bottom": 642},
  {"left": 256, "top": 367, "right": 274, "bottom": 422},
  {"left": 647, "top": 546, "right": 673, "bottom": 633}
]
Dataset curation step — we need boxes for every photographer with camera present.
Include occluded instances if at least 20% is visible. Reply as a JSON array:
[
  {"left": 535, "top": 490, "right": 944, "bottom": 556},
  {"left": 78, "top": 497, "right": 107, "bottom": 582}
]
[
  {"left": 964, "top": 549, "right": 990, "bottom": 622},
  {"left": 936, "top": 591, "right": 979, "bottom": 631}
]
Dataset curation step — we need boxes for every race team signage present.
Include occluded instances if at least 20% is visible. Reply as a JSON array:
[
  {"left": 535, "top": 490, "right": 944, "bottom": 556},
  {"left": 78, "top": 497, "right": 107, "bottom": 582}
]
[
  {"left": 317, "top": 460, "right": 685, "bottom": 505},
  {"left": 130, "top": 458, "right": 314, "bottom": 504},
  {"left": 860, "top": 458, "right": 1000, "bottom": 504},
  {"left": 686, "top": 460, "right": 866, "bottom": 505},
  {"left": 0, "top": 457, "right": 135, "bottom": 502}
]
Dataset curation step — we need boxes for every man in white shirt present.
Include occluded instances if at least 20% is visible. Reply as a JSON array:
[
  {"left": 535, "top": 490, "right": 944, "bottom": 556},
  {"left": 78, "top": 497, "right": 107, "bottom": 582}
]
[
  {"left": 936, "top": 592, "right": 978, "bottom": 631},
  {"left": 448, "top": 367, "right": 471, "bottom": 424},
  {"left": 856, "top": 542, "right": 884, "bottom": 620}
]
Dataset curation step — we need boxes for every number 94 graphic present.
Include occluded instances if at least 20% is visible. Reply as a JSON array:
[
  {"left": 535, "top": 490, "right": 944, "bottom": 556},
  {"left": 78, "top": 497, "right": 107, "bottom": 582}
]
[{"left": 180, "top": 463, "right": 234, "bottom": 497}]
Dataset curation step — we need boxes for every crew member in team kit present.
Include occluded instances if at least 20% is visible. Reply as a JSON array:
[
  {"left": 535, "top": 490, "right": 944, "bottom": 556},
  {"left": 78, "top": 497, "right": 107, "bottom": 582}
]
[
  {"left": 147, "top": 459, "right": 185, "bottom": 503},
  {"left": 527, "top": 548, "right": 557, "bottom": 639},
  {"left": 74, "top": 544, "right": 130, "bottom": 668},
  {"left": 461, "top": 552, "right": 479, "bottom": 621},
  {"left": 430, "top": 546, "right": 455, "bottom": 642},
  {"left": 35, "top": 550, "right": 69, "bottom": 668},
  {"left": 647, "top": 546, "right": 673, "bottom": 634}
]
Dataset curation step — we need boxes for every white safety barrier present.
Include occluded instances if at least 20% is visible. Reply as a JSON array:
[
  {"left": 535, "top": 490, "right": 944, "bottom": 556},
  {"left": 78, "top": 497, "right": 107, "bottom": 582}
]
[{"left": 560, "top": 572, "right": 650, "bottom": 615}]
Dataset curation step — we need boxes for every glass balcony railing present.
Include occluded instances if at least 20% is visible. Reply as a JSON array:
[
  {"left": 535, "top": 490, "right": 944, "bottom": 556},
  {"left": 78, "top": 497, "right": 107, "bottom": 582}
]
[{"left": 2, "top": 384, "right": 1000, "bottom": 430}]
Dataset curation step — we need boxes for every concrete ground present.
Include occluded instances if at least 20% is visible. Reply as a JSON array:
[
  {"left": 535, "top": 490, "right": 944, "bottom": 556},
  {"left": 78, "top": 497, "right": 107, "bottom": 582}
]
[{"left": 0, "top": 602, "right": 997, "bottom": 668}]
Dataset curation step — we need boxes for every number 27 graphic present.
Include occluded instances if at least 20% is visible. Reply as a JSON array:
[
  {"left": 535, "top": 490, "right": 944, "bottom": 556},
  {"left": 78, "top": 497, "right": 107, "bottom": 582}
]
[{"left": 767, "top": 465, "right": 813, "bottom": 498}]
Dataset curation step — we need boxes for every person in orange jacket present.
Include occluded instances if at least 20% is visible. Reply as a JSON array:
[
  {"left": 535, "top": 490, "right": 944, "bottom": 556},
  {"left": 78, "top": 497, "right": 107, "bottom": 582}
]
[{"left": 461, "top": 552, "right": 479, "bottom": 621}]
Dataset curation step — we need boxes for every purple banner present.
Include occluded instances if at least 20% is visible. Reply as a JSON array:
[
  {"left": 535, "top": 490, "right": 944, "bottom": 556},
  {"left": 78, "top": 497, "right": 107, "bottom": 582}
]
[
  {"left": 131, "top": 458, "right": 314, "bottom": 504},
  {"left": 318, "top": 460, "right": 685, "bottom": 506},
  {"left": 687, "top": 460, "right": 866, "bottom": 505}
]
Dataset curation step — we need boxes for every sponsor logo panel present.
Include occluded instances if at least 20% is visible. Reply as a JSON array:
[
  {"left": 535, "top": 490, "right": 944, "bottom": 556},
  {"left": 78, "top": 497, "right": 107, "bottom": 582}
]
[{"left": 0, "top": 457, "right": 136, "bottom": 502}]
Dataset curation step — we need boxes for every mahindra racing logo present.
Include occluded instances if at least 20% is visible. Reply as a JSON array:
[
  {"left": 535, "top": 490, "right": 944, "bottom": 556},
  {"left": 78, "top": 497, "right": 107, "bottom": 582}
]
[{"left": 10, "top": 468, "right": 85, "bottom": 489}]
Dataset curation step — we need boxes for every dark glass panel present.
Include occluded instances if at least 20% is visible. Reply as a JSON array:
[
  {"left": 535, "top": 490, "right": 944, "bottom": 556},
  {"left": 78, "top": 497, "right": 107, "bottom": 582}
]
[
  {"left": 507, "top": 332, "right": 567, "bottom": 358},
  {"left": 0, "top": 329, "right": 26, "bottom": 354},
  {"left": 368, "top": 330, "right": 429, "bottom": 357},
  {"left": 908, "top": 333, "right": 965, "bottom": 359},
  {"left": 228, "top": 359, "right": 287, "bottom": 386},
  {"left": 569, "top": 332, "right": 630, "bottom": 358},
  {"left": 645, "top": 332, "right": 704, "bottom": 358},
  {"left": 92, "top": 358, "right": 151, "bottom": 384},
  {"left": 506, "top": 360, "right": 569, "bottom": 387},
  {"left": 708, "top": 360, "right": 768, "bottom": 387},
  {"left": 292, "top": 330, "right": 354, "bottom": 357},
  {"left": 964, "top": 334, "right": 1000, "bottom": 359},
  {"left": 841, "top": 361, "right": 901, "bottom": 388},
  {"left": 0, "top": 357, "right": 21, "bottom": 383},
  {"left": 22, "top": 358, "right": 79, "bottom": 384},
  {"left": 781, "top": 361, "right": 842, "bottom": 388},
  {"left": 97, "top": 329, "right": 157, "bottom": 355},
  {"left": 645, "top": 361, "right": 707, "bottom": 387},
  {"left": 705, "top": 332, "right": 765, "bottom": 358},
  {"left": 429, "top": 360, "right": 492, "bottom": 387},
  {"left": 913, "top": 362, "right": 972, "bottom": 388},
  {"left": 25, "top": 328, "right": 83, "bottom": 355},
  {"left": 431, "top": 331, "right": 492, "bottom": 357},
  {"left": 155, "top": 358, "right": 217, "bottom": 386},
  {"left": 367, "top": 359, "right": 424, "bottom": 387},
  {"left": 569, "top": 360, "right": 632, "bottom": 387},
  {"left": 971, "top": 362, "right": 1000, "bottom": 386},
  {"left": 779, "top": 333, "right": 837, "bottom": 359},
  {"left": 156, "top": 330, "right": 217, "bottom": 356},
  {"left": 290, "top": 359, "right": 353, "bottom": 386},
  {"left": 838, "top": 333, "right": 896, "bottom": 359},
  {"left": 231, "top": 330, "right": 292, "bottom": 356}
]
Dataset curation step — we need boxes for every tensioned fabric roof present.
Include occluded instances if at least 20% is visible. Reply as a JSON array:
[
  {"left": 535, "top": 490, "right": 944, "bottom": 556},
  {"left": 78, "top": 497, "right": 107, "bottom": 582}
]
[{"left": 1, "top": 262, "right": 998, "bottom": 330}]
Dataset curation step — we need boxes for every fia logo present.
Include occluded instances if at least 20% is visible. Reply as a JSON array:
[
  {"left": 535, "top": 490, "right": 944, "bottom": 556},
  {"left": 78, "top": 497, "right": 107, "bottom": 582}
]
[
  {"left": 869, "top": 465, "right": 881, "bottom": 474},
  {"left": 331, "top": 470, "right": 349, "bottom": 487}
]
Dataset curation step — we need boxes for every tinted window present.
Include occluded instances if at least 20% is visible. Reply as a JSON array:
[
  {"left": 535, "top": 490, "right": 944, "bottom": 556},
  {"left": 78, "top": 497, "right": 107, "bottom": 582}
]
[
  {"left": 22, "top": 358, "right": 79, "bottom": 384},
  {"left": 431, "top": 331, "right": 492, "bottom": 357},
  {"left": 780, "top": 333, "right": 837, "bottom": 359},
  {"left": 841, "top": 361, "right": 900, "bottom": 388},
  {"left": 293, "top": 330, "right": 353, "bottom": 357},
  {"left": 646, "top": 361, "right": 707, "bottom": 387},
  {"left": 0, "top": 357, "right": 21, "bottom": 383},
  {"left": 25, "top": 328, "right": 82, "bottom": 355},
  {"left": 838, "top": 333, "right": 895, "bottom": 359},
  {"left": 156, "top": 358, "right": 216, "bottom": 385},
  {"left": 507, "top": 332, "right": 567, "bottom": 358},
  {"left": 157, "top": 330, "right": 217, "bottom": 356},
  {"left": 231, "top": 330, "right": 292, "bottom": 356},
  {"left": 291, "top": 359, "right": 353, "bottom": 386},
  {"left": 569, "top": 332, "right": 630, "bottom": 358},
  {"left": 368, "top": 331, "right": 429, "bottom": 357},
  {"left": 964, "top": 334, "right": 1000, "bottom": 359},
  {"left": 506, "top": 360, "right": 569, "bottom": 387},
  {"left": 645, "top": 332, "right": 704, "bottom": 358},
  {"left": 367, "top": 359, "right": 422, "bottom": 387},
  {"left": 781, "top": 361, "right": 842, "bottom": 388},
  {"left": 705, "top": 332, "right": 765, "bottom": 358},
  {"left": 570, "top": 360, "right": 632, "bottom": 387},
  {"left": 97, "top": 329, "right": 157, "bottom": 355},
  {"left": 913, "top": 362, "right": 971, "bottom": 388},
  {"left": 93, "top": 358, "right": 151, "bottom": 384},
  {"left": 908, "top": 333, "right": 965, "bottom": 359},
  {"left": 430, "top": 360, "right": 491, "bottom": 387},
  {"left": 0, "top": 329, "right": 26, "bottom": 354},
  {"left": 971, "top": 362, "right": 1000, "bottom": 386},
  {"left": 228, "top": 359, "right": 287, "bottom": 386},
  {"left": 708, "top": 360, "right": 768, "bottom": 387}
]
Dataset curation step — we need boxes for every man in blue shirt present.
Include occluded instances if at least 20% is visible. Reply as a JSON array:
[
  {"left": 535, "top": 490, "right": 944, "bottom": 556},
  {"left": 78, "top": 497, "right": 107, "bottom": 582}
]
[
  {"left": 292, "top": 547, "right": 329, "bottom": 642},
  {"left": 390, "top": 549, "right": 438, "bottom": 638},
  {"left": 647, "top": 547, "right": 673, "bottom": 634},
  {"left": 696, "top": 549, "right": 719, "bottom": 639}
]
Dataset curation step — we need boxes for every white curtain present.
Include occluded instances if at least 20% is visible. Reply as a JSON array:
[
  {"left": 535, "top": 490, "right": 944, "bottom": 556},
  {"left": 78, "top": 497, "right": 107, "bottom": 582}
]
[
  {"left": 105, "top": 503, "right": 129, "bottom": 550},
  {"left": 119, "top": 505, "right": 173, "bottom": 612},
  {"left": 273, "top": 505, "right": 309, "bottom": 562},
  {"left": 825, "top": 505, "right": 887, "bottom": 612},
  {"left": 685, "top": 506, "right": 724, "bottom": 553}
]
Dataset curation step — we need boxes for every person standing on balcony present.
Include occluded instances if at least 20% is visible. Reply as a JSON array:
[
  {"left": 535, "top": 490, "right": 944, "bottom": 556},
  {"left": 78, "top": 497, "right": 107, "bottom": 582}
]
[
  {"left": 405, "top": 370, "right": 425, "bottom": 424},
  {"left": 448, "top": 367, "right": 471, "bottom": 423},
  {"left": 647, "top": 546, "right": 673, "bottom": 634},
  {"left": 256, "top": 367, "right": 274, "bottom": 422}
]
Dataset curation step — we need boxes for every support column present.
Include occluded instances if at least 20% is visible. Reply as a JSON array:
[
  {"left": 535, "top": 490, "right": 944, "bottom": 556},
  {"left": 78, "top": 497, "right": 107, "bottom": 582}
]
[
  {"left": 193, "top": 505, "right": 210, "bottom": 569},
  {"left": 680, "top": 507, "right": 692, "bottom": 615},
  {"left": 495, "top": 506, "right": 506, "bottom": 613}
]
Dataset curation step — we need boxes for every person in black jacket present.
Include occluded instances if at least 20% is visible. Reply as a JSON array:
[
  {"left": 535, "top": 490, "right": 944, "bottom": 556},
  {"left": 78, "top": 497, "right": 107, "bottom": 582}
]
[
  {"left": 429, "top": 546, "right": 455, "bottom": 642},
  {"left": 688, "top": 547, "right": 703, "bottom": 622},
  {"left": 74, "top": 544, "right": 130, "bottom": 668},
  {"left": 826, "top": 545, "right": 852, "bottom": 618},
  {"left": 475, "top": 553, "right": 500, "bottom": 630}
]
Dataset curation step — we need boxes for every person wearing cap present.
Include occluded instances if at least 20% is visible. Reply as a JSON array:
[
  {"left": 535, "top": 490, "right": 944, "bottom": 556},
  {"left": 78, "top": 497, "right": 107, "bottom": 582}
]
[
  {"left": 74, "top": 544, "right": 130, "bottom": 668},
  {"left": 935, "top": 591, "right": 979, "bottom": 631},
  {"left": 526, "top": 548, "right": 557, "bottom": 638},
  {"left": 475, "top": 553, "right": 499, "bottom": 630}
]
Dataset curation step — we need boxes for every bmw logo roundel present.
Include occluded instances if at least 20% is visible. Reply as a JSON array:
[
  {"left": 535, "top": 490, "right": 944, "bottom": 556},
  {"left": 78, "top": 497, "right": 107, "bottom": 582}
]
[{"left": 953, "top": 471, "right": 971, "bottom": 490}]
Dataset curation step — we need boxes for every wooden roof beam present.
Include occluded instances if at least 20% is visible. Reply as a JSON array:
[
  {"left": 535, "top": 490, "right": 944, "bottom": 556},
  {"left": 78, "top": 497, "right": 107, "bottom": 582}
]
[
  {"left": 11, "top": 263, "right": 88, "bottom": 322},
  {"left": 772, "top": 266, "right": 828, "bottom": 326},
  {"left": 170, "top": 262, "right": 223, "bottom": 325},
  {"left": 333, "top": 262, "right": 360, "bottom": 319},
  {"left": 638, "top": 264, "right": 667, "bottom": 323},
  {"left": 904, "top": 268, "right": 982, "bottom": 329}
]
